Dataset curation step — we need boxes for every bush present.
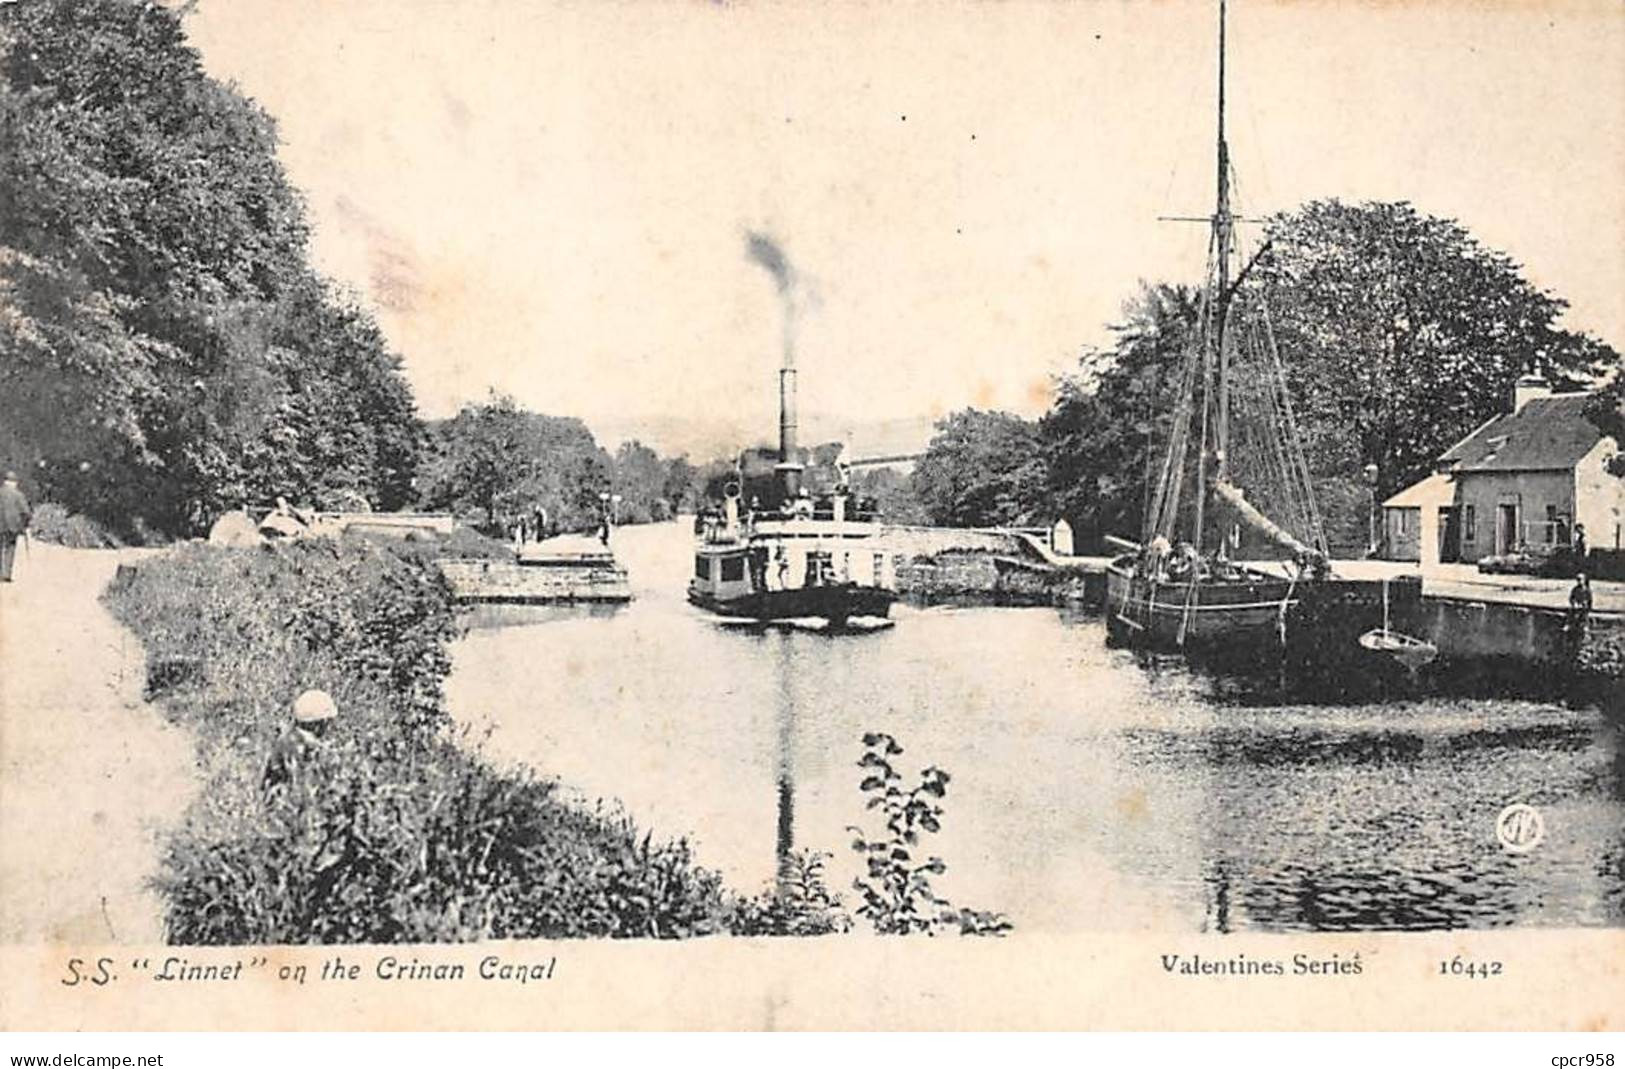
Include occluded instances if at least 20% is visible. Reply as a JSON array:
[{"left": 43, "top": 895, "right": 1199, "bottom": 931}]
[
  {"left": 28, "top": 502, "right": 122, "bottom": 548},
  {"left": 382, "top": 524, "right": 517, "bottom": 562},
  {"left": 107, "top": 540, "right": 1005, "bottom": 943},
  {"left": 729, "top": 851, "right": 850, "bottom": 937}
]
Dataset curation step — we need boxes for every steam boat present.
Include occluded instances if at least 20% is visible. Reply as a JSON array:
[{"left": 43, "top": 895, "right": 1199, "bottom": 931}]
[
  {"left": 1105, "top": 0, "right": 1334, "bottom": 659},
  {"left": 688, "top": 489, "right": 898, "bottom": 627},
  {"left": 688, "top": 236, "right": 899, "bottom": 627}
]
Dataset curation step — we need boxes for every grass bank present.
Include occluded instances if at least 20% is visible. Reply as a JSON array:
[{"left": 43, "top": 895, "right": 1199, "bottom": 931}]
[{"left": 104, "top": 538, "right": 741, "bottom": 943}]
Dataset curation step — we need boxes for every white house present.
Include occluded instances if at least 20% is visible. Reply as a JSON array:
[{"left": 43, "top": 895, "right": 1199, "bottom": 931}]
[{"left": 1381, "top": 374, "right": 1623, "bottom": 565}]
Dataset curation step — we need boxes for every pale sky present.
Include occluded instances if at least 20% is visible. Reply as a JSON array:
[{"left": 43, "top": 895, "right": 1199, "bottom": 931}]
[{"left": 185, "top": 1, "right": 1625, "bottom": 458}]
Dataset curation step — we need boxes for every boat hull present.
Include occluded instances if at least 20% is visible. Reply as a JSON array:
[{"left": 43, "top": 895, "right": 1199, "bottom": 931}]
[
  {"left": 1104, "top": 557, "right": 1299, "bottom": 654},
  {"left": 1106, "top": 556, "right": 1432, "bottom": 695},
  {"left": 688, "top": 582, "right": 896, "bottom": 624}
]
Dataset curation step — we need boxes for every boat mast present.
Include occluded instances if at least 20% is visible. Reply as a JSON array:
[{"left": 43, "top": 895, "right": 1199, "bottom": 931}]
[
  {"left": 1195, "top": 0, "right": 1233, "bottom": 556},
  {"left": 1214, "top": 0, "right": 1232, "bottom": 485}
]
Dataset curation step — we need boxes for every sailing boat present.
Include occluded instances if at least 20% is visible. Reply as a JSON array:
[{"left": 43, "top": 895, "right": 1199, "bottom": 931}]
[
  {"left": 1358, "top": 578, "right": 1439, "bottom": 671},
  {"left": 1105, "top": 0, "right": 1332, "bottom": 659}
]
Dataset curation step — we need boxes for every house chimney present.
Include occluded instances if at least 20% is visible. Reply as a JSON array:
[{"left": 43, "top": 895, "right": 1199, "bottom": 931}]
[{"left": 1513, "top": 369, "right": 1552, "bottom": 413}]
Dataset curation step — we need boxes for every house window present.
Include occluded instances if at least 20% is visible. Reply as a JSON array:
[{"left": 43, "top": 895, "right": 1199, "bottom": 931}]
[
  {"left": 1462, "top": 505, "right": 1475, "bottom": 543},
  {"left": 1545, "top": 505, "right": 1570, "bottom": 546},
  {"left": 720, "top": 556, "right": 746, "bottom": 582}
]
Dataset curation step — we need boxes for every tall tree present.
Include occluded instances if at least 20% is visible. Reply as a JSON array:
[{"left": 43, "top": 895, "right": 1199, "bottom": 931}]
[
  {"left": 422, "top": 395, "right": 610, "bottom": 534},
  {"left": 853, "top": 465, "right": 928, "bottom": 524},
  {"left": 0, "top": 0, "right": 423, "bottom": 535},
  {"left": 1253, "top": 199, "right": 1614, "bottom": 499},
  {"left": 911, "top": 409, "right": 1046, "bottom": 528},
  {"left": 1042, "top": 283, "right": 1197, "bottom": 545}
]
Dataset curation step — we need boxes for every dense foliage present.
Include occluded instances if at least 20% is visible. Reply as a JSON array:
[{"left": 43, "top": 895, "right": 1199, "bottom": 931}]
[
  {"left": 1255, "top": 200, "right": 1614, "bottom": 499},
  {"left": 419, "top": 394, "right": 697, "bottom": 533},
  {"left": 1584, "top": 376, "right": 1625, "bottom": 477},
  {"left": 1041, "top": 283, "right": 1199, "bottom": 546},
  {"left": 847, "top": 733, "right": 1009, "bottom": 936},
  {"left": 0, "top": 0, "right": 423, "bottom": 537},
  {"left": 911, "top": 409, "right": 1047, "bottom": 528},
  {"left": 420, "top": 395, "right": 608, "bottom": 534}
]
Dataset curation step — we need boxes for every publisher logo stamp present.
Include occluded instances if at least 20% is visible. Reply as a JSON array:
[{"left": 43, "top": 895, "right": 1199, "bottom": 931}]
[{"left": 1496, "top": 803, "right": 1544, "bottom": 853}]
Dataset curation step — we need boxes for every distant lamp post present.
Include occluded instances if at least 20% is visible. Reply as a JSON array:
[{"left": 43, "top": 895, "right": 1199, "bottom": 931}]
[{"left": 1362, "top": 463, "right": 1380, "bottom": 557}]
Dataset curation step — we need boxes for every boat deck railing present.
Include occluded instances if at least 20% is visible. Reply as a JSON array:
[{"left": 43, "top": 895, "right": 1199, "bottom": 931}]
[{"left": 697, "top": 512, "right": 885, "bottom": 546}]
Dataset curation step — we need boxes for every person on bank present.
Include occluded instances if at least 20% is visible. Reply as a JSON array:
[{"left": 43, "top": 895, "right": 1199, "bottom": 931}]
[
  {"left": 263, "top": 688, "right": 339, "bottom": 794},
  {"left": 1566, "top": 573, "right": 1593, "bottom": 636},
  {"left": 0, "top": 471, "right": 32, "bottom": 583}
]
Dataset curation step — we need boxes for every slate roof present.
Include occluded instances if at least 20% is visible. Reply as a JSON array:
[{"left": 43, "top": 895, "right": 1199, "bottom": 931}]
[{"left": 1437, "top": 394, "right": 1606, "bottom": 473}]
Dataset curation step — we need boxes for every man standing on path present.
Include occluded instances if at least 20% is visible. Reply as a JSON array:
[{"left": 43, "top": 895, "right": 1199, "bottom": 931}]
[{"left": 0, "top": 471, "right": 31, "bottom": 583}]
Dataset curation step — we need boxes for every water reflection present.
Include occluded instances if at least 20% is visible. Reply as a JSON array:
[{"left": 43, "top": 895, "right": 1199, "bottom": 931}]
[
  {"left": 775, "top": 633, "right": 796, "bottom": 891},
  {"left": 446, "top": 522, "right": 1625, "bottom": 933}
]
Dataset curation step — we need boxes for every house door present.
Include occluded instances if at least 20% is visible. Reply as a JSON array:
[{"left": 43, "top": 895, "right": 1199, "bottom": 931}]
[
  {"left": 1496, "top": 503, "right": 1518, "bottom": 555},
  {"left": 1438, "top": 507, "right": 1460, "bottom": 563}
]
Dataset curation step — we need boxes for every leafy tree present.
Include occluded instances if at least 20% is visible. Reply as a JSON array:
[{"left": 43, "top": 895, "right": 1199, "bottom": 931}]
[
  {"left": 1253, "top": 200, "right": 1615, "bottom": 499},
  {"left": 847, "top": 733, "right": 1009, "bottom": 937},
  {"left": 0, "top": 0, "right": 422, "bottom": 535},
  {"left": 610, "top": 439, "right": 669, "bottom": 523},
  {"left": 1584, "top": 375, "right": 1625, "bottom": 477},
  {"left": 1042, "top": 283, "right": 1197, "bottom": 545},
  {"left": 853, "top": 465, "right": 928, "bottom": 524},
  {"left": 911, "top": 409, "right": 1047, "bottom": 527},
  {"left": 421, "top": 395, "right": 610, "bottom": 534}
]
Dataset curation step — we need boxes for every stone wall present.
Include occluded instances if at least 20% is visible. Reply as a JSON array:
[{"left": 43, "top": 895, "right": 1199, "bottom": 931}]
[{"left": 438, "top": 559, "right": 631, "bottom": 604}]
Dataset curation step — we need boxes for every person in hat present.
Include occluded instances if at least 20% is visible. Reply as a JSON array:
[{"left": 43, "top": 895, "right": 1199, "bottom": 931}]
[
  {"left": 0, "top": 471, "right": 32, "bottom": 583},
  {"left": 262, "top": 688, "right": 339, "bottom": 794}
]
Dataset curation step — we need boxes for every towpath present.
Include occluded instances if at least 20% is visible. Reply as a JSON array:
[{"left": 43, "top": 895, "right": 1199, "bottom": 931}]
[
  {"left": 0, "top": 541, "right": 196, "bottom": 944},
  {"left": 1236, "top": 558, "right": 1625, "bottom": 615}
]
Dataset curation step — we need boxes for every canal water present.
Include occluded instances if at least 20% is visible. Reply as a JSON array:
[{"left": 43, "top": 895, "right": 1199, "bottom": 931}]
[{"left": 446, "top": 522, "right": 1624, "bottom": 933}]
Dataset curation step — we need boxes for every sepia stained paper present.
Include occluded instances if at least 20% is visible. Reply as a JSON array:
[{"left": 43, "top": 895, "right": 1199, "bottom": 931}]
[{"left": 1, "top": 0, "right": 1622, "bottom": 1032}]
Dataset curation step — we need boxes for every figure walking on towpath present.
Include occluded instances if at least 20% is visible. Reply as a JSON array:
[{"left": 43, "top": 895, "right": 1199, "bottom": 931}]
[{"left": 0, "top": 470, "right": 32, "bottom": 582}]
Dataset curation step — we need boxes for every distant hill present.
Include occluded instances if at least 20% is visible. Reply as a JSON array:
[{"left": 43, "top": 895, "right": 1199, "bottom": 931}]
[{"left": 588, "top": 410, "right": 940, "bottom": 464}]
